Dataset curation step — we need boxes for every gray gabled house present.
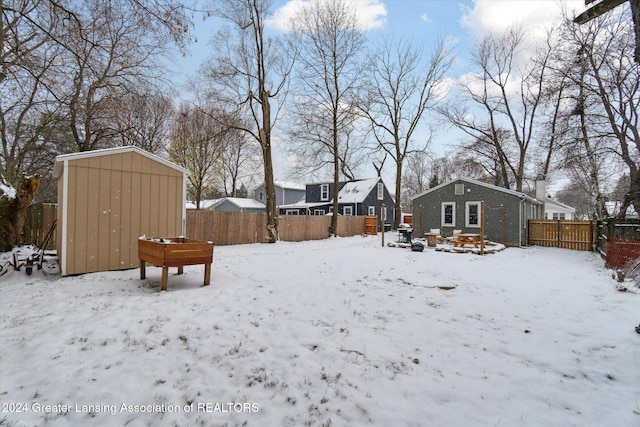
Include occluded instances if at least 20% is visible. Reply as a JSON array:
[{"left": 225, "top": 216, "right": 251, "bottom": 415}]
[
  {"left": 253, "top": 181, "right": 306, "bottom": 207},
  {"left": 279, "top": 177, "right": 395, "bottom": 231},
  {"left": 411, "top": 177, "right": 543, "bottom": 246}
]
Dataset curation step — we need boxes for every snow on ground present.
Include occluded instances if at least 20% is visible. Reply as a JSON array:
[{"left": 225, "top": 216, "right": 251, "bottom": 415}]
[{"left": 0, "top": 235, "right": 638, "bottom": 427}]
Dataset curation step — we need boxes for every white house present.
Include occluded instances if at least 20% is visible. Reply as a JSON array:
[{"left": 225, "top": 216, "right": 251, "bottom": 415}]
[{"left": 543, "top": 198, "right": 577, "bottom": 220}]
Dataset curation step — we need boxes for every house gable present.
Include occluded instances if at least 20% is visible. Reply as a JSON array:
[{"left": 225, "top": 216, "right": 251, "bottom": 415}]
[
  {"left": 283, "top": 178, "right": 394, "bottom": 229},
  {"left": 412, "top": 178, "right": 541, "bottom": 246},
  {"left": 253, "top": 181, "right": 305, "bottom": 206}
]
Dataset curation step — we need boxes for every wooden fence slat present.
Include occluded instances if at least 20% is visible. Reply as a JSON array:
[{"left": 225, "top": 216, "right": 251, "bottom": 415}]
[
  {"left": 183, "top": 211, "right": 364, "bottom": 246},
  {"left": 19, "top": 203, "right": 370, "bottom": 250},
  {"left": 528, "top": 219, "right": 597, "bottom": 251}
]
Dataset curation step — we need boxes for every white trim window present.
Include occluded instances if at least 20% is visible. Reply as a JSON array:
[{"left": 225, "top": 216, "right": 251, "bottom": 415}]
[
  {"left": 286, "top": 209, "right": 299, "bottom": 215},
  {"left": 377, "top": 182, "right": 384, "bottom": 200},
  {"left": 320, "top": 184, "right": 329, "bottom": 201},
  {"left": 343, "top": 206, "right": 353, "bottom": 216},
  {"left": 441, "top": 202, "right": 455, "bottom": 226},
  {"left": 367, "top": 205, "right": 375, "bottom": 216},
  {"left": 314, "top": 209, "right": 325, "bottom": 215},
  {"left": 465, "top": 201, "right": 481, "bottom": 228}
]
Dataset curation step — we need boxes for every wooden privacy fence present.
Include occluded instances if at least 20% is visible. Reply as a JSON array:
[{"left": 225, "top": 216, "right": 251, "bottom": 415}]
[
  {"left": 23, "top": 203, "right": 58, "bottom": 250},
  {"left": 22, "top": 206, "right": 368, "bottom": 249},
  {"left": 186, "top": 211, "right": 268, "bottom": 246},
  {"left": 528, "top": 219, "right": 597, "bottom": 251},
  {"left": 182, "top": 210, "right": 367, "bottom": 246}
]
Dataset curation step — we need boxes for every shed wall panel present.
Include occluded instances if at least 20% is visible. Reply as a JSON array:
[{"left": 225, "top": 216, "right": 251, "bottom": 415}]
[
  {"left": 97, "top": 167, "right": 111, "bottom": 273},
  {"left": 58, "top": 149, "right": 184, "bottom": 276},
  {"left": 73, "top": 165, "right": 90, "bottom": 274},
  {"left": 86, "top": 166, "right": 100, "bottom": 272},
  {"left": 108, "top": 168, "right": 122, "bottom": 271},
  {"left": 120, "top": 164, "right": 133, "bottom": 268}
]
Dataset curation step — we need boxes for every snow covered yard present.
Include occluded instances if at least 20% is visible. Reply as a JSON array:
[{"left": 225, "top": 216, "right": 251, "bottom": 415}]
[{"left": 0, "top": 235, "right": 638, "bottom": 427}]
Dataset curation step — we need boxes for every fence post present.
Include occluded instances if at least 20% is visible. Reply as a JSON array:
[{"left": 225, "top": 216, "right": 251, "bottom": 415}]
[{"left": 381, "top": 204, "right": 385, "bottom": 247}]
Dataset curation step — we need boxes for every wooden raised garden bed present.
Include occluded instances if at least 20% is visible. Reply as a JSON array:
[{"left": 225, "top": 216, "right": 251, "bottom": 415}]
[{"left": 138, "top": 237, "right": 213, "bottom": 291}]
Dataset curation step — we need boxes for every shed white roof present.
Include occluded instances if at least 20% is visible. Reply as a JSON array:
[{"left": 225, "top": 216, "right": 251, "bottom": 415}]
[
  {"left": 213, "top": 197, "right": 266, "bottom": 210},
  {"left": 53, "top": 146, "right": 188, "bottom": 178}
]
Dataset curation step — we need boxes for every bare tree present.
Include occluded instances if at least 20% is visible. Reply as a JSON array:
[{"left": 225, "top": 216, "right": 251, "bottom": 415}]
[
  {"left": 113, "top": 93, "right": 175, "bottom": 155},
  {"left": 167, "top": 104, "right": 226, "bottom": 209},
  {"left": 2, "top": 0, "right": 191, "bottom": 175},
  {"left": 205, "top": 0, "right": 294, "bottom": 243},
  {"left": 556, "top": 179, "right": 594, "bottom": 219},
  {"left": 555, "top": 7, "right": 638, "bottom": 218},
  {"left": 580, "top": 11, "right": 640, "bottom": 217},
  {"left": 401, "top": 151, "right": 430, "bottom": 211},
  {"left": 1, "top": 0, "right": 66, "bottom": 184},
  {"left": 1, "top": 0, "right": 192, "bottom": 250},
  {"left": 362, "top": 36, "right": 453, "bottom": 228},
  {"left": 219, "top": 125, "right": 261, "bottom": 197},
  {"left": 288, "top": 0, "right": 366, "bottom": 235},
  {"left": 53, "top": 1, "right": 174, "bottom": 152},
  {"left": 440, "top": 26, "right": 553, "bottom": 192}
]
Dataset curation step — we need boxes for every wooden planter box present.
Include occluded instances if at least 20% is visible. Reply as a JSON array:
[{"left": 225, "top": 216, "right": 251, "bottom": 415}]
[{"left": 138, "top": 237, "right": 213, "bottom": 291}]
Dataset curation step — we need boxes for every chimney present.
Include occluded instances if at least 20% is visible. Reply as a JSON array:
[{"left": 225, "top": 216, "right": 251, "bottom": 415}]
[
  {"left": 535, "top": 175, "right": 546, "bottom": 201},
  {"left": 535, "top": 175, "right": 546, "bottom": 219}
]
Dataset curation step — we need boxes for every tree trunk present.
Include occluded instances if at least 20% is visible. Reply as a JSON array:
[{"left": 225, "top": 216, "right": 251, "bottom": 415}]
[
  {"left": 631, "top": 0, "right": 640, "bottom": 63},
  {"left": 261, "top": 128, "right": 278, "bottom": 243},
  {"left": 619, "top": 168, "right": 640, "bottom": 218},
  {"left": 394, "top": 160, "right": 402, "bottom": 229},
  {"left": 260, "top": 90, "right": 278, "bottom": 243},
  {"left": 0, "top": 175, "right": 41, "bottom": 252},
  {"left": 331, "top": 136, "right": 339, "bottom": 238}
]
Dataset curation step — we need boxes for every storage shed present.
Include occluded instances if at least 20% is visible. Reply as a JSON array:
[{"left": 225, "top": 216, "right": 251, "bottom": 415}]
[
  {"left": 53, "top": 146, "right": 188, "bottom": 276},
  {"left": 412, "top": 177, "right": 543, "bottom": 246}
]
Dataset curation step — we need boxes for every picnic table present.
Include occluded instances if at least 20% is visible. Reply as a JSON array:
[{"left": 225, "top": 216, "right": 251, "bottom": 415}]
[{"left": 452, "top": 233, "right": 484, "bottom": 248}]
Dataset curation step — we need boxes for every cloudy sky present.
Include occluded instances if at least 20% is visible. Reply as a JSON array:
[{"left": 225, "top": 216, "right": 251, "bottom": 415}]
[{"left": 173, "top": 0, "right": 589, "bottom": 186}]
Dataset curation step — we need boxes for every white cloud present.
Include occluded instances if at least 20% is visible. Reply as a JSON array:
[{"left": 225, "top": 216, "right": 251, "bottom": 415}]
[
  {"left": 460, "top": 0, "right": 584, "bottom": 41},
  {"left": 267, "top": 0, "right": 387, "bottom": 32},
  {"left": 420, "top": 13, "right": 430, "bottom": 23}
]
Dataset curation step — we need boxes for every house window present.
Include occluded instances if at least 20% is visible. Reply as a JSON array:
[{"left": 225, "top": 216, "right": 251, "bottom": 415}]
[
  {"left": 368, "top": 206, "right": 375, "bottom": 216},
  {"left": 259, "top": 191, "right": 264, "bottom": 201},
  {"left": 377, "top": 182, "right": 384, "bottom": 200},
  {"left": 465, "top": 201, "right": 481, "bottom": 228},
  {"left": 343, "top": 206, "right": 353, "bottom": 216},
  {"left": 320, "top": 184, "right": 329, "bottom": 201},
  {"left": 286, "top": 209, "right": 299, "bottom": 215},
  {"left": 314, "top": 209, "right": 325, "bottom": 215},
  {"left": 441, "top": 202, "right": 455, "bottom": 226},
  {"left": 553, "top": 213, "right": 565, "bottom": 220},
  {"left": 455, "top": 184, "right": 464, "bottom": 195}
]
